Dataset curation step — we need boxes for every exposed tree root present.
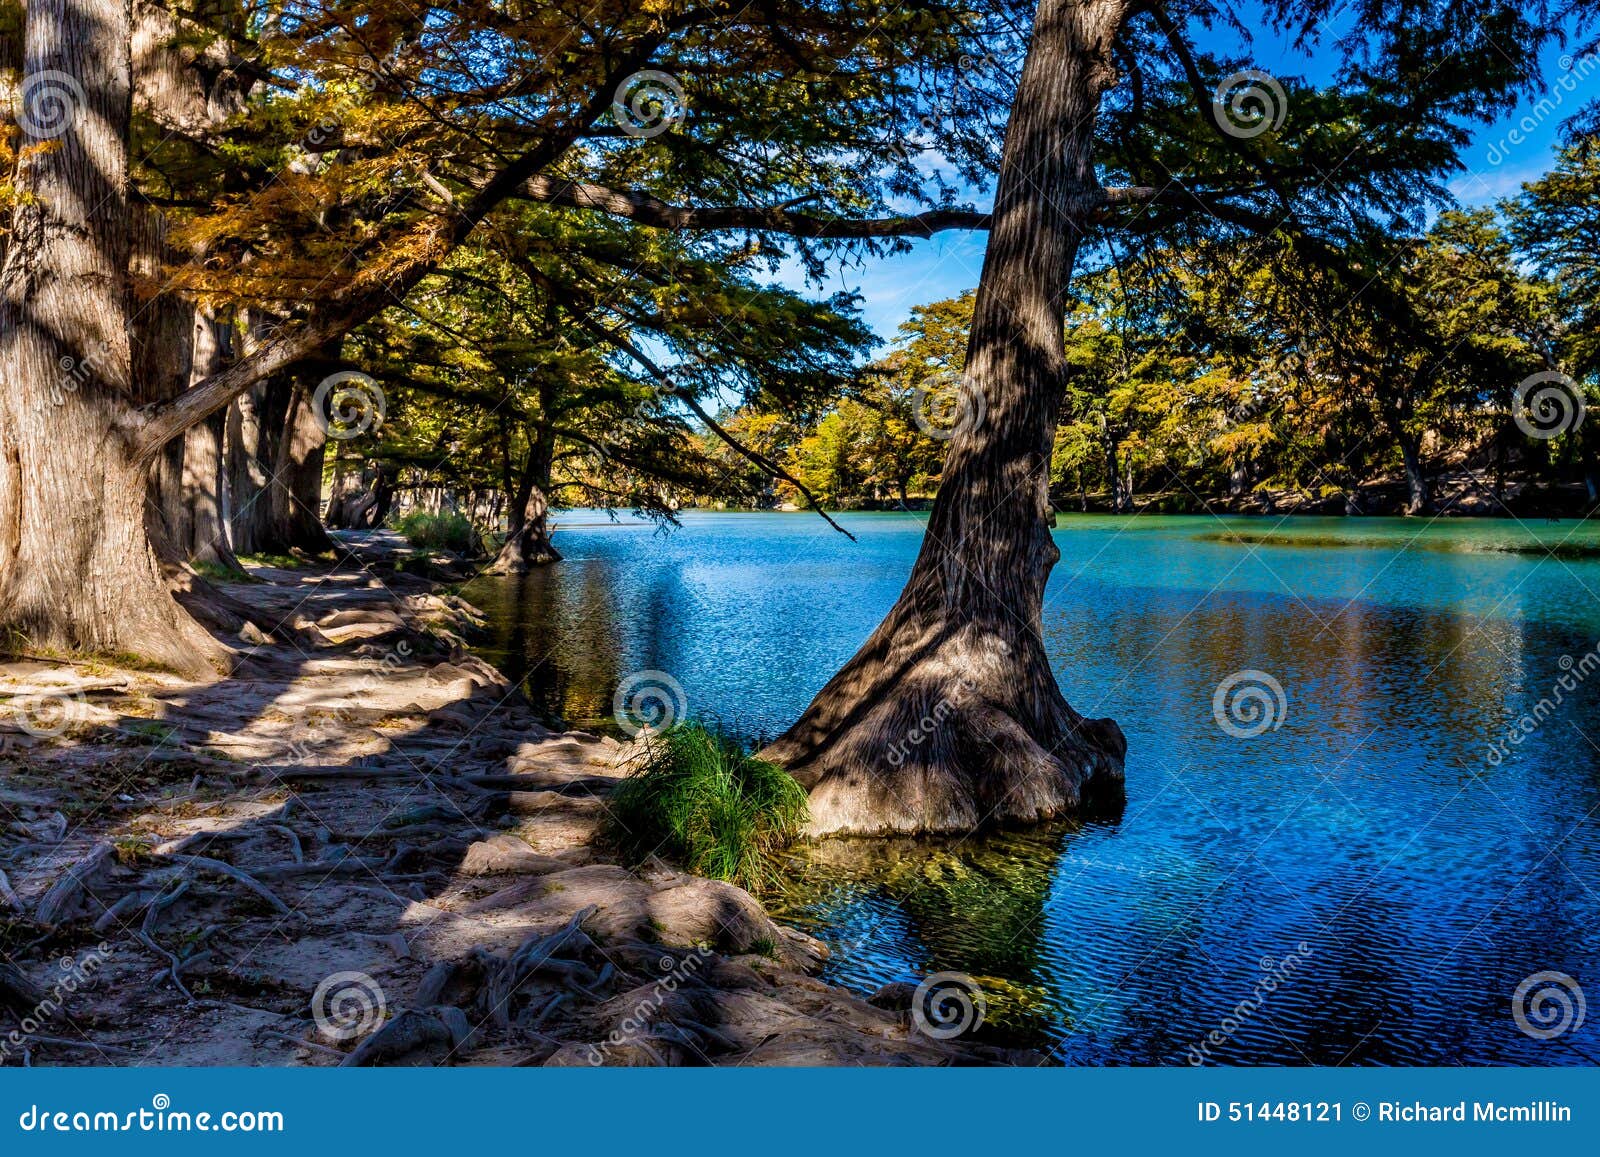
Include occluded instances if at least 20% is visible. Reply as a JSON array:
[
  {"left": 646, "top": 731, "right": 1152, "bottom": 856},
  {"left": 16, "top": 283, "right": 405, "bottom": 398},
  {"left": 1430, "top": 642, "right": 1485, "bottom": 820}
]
[
  {"left": 764, "top": 614, "right": 1126, "bottom": 835},
  {"left": 157, "top": 854, "right": 291, "bottom": 915},
  {"left": 33, "top": 842, "right": 113, "bottom": 926},
  {"left": 0, "top": 541, "right": 1039, "bottom": 1069},
  {"left": 340, "top": 1008, "right": 456, "bottom": 1067}
]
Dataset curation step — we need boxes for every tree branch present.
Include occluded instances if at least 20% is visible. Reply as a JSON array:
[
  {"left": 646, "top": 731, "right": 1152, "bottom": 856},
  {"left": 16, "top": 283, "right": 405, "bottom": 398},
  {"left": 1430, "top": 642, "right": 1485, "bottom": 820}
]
[
  {"left": 513, "top": 257, "right": 856, "bottom": 539},
  {"left": 518, "top": 175, "right": 990, "bottom": 237},
  {"left": 127, "top": 31, "right": 682, "bottom": 464},
  {"left": 517, "top": 175, "right": 1185, "bottom": 236}
]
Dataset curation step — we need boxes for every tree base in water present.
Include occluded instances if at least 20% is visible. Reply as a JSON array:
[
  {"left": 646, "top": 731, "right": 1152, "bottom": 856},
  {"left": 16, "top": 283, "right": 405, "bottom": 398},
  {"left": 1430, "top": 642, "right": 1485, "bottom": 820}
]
[{"left": 762, "top": 611, "right": 1125, "bottom": 837}]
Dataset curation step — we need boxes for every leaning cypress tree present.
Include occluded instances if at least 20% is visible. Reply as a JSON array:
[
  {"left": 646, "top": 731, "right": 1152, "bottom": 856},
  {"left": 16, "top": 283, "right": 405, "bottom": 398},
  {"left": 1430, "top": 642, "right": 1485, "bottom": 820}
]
[{"left": 763, "top": 0, "right": 1563, "bottom": 834}]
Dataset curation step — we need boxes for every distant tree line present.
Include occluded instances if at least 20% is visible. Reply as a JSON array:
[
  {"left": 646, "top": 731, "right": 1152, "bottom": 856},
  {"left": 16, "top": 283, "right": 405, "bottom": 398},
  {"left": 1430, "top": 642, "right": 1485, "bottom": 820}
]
[{"left": 705, "top": 150, "right": 1600, "bottom": 519}]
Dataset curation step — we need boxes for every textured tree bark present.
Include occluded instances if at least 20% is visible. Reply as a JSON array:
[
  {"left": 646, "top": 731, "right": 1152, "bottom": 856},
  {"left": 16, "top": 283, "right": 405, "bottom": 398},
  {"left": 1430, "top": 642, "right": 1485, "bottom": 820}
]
[
  {"left": 762, "top": 0, "right": 1128, "bottom": 835},
  {"left": 131, "top": 0, "right": 245, "bottom": 567},
  {"left": 225, "top": 374, "right": 287, "bottom": 556},
  {"left": 0, "top": 0, "right": 222, "bottom": 674},
  {"left": 264, "top": 377, "right": 334, "bottom": 553},
  {"left": 129, "top": 201, "right": 195, "bottom": 549},
  {"left": 226, "top": 367, "right": 333, "bottom": 556},
  {"left": 324, "top": 459, "right": 392, "bottom": 529},
  {"left": 180, "top": 308, "right": 243, "bottom": 570},
  {"left": 323, "top": 447, "right": 364, "bottom": 529}
]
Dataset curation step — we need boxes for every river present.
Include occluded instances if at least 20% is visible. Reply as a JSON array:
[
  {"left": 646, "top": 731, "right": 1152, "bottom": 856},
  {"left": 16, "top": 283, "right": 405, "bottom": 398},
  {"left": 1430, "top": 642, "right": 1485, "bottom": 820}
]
[{"left": 465, "top": 510, "right": 1600, "bottom": 1064}]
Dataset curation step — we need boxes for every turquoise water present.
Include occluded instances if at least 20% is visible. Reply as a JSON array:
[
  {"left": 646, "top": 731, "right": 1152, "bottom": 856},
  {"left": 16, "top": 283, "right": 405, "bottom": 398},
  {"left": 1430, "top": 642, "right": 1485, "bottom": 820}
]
[{"left": 466, "top": 511, "right": 1600, "bottom": 1065}]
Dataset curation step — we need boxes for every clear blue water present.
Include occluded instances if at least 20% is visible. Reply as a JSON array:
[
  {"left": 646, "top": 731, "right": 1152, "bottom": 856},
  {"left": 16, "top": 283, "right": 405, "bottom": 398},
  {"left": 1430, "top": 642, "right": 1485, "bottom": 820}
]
[{"left": 465, "top": 511, "right": 1600, "bottom": 1065}]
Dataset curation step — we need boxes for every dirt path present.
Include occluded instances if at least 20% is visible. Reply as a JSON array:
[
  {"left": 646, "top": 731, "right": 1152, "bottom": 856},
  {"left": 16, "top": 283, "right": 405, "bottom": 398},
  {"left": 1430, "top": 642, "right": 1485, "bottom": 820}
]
[{"left": 0, "top": 536, "right": 1025, "bottom": 1066}]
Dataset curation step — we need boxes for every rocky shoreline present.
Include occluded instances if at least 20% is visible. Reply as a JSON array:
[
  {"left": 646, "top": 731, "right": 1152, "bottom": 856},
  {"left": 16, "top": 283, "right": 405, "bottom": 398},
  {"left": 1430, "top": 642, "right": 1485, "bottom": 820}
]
[{"left": 0, "top": 534, "right": 1028, "bottom": 1067}]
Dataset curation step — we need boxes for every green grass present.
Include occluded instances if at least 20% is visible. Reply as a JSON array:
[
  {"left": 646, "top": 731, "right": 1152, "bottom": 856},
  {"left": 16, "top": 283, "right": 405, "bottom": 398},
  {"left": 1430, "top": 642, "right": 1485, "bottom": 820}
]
[
  {"left": 236, "top": 551, "right": 305, "bottom": 570},
  {"left": 606, "top": 723, "right": 808, "bottom": 892},
  {"left": 391, "top": 509, "right": 479, "bottom": 554},
  {"left": 192, "top": 559, "right": 254, "bottom": 583}
]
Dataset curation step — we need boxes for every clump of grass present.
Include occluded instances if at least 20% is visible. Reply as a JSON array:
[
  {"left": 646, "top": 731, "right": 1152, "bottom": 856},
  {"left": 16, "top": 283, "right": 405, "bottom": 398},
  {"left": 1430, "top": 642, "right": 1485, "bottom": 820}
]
[
  {"left": 606, "top": 723, "right": 808, "bottom": 892},
  {"left": 392, "top": 509, "right": 478, "bottom": 554},
  {"left": 237, "top": 551, "right": 305, "bottom": 570},
  {"left": 192, "top": 558, "right": 256, "bottom": 584}
]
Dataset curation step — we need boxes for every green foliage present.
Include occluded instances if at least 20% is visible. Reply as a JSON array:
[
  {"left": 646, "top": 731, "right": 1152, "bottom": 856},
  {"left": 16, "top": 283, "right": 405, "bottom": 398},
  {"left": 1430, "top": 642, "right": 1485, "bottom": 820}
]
[
  {"left": 739, "top": 187, "right": 1591, "bottom": 514},
  {"left": 392, "top": 510, "right": 478, "bottom": 554},
  {"left": 1513, "top": 139, "right": 1600, "bottom": 378},
  {"left": 111, "top": 0, "right": 1589, "bottom": 527},
  {"left": 606, "top": 724, "right": 808, "bottom": 892}
]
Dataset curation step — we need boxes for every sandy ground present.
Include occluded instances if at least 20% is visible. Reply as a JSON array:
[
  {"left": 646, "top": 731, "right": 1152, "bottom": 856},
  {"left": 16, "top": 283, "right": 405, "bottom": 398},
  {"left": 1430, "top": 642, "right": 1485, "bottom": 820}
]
[{"left": 0, "top": 535, "right": 1029, "bottom": 1067}]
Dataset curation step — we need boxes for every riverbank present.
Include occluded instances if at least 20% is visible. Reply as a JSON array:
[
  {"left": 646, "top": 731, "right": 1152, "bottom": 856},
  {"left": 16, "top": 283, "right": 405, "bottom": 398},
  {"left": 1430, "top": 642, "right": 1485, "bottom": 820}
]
[
  {"left": 687, "top": 471, "right": 1599, "bottom": 519},
  {"left": 0, "top": 533, "right": 1025, "bottom": 1067},
  {"left": 1056, "top": 470, "right": 1597, "bottom": 518}
]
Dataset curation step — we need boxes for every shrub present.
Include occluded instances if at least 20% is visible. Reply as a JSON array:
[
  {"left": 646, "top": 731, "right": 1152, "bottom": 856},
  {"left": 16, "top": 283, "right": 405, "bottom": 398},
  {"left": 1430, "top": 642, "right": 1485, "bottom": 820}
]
[
  {"left": 392, "top": 509, "right": 478, "bottom": 554},
  {"left": 606, "top": 723, "right": 808, "bottom": 892}
]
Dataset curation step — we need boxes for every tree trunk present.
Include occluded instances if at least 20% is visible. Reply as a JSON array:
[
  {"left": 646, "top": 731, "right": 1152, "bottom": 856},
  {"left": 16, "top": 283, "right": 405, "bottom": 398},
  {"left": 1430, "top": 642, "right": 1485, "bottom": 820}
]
[
  {"left": 264, "top": 377, "right": 334, "bottom": 553},
  {"left": 131, "top": 0, "right": 245, "bottom": 572},
  {"left": 323, "top": 447, "right": 370, "bottom": 529},
  {"left": 1229, "top": 462, "right": 1249, "bottom": 498},
  {"left": 225, "top": 374, "right": 285, "bottom": 556},
  {"left": 180, "top": 308, "right": 243, "bottom": 570},
  {"left": 1105, "top": 437, "right": 1129, "bottom": 512},
  {"left": 225, "top": 369, "right": 334, "bottom": 556},
  {"left": 1399, "top": 432, "right": 1433, "bottom": 516},
  {"left": 0, "top": 0, "right": 222, "bottom": 675},
  {"left": 486, "top": 416, "right": 560, "bottom": 572},
  {"left": 324, "top": 460, "right": 393, "bottom": 529},
  {"left": 129, "top": 202, "right": 195, "bottom": 548},
  {"left": 762, "top": 0, "right": 1127, "bottom": 836}
]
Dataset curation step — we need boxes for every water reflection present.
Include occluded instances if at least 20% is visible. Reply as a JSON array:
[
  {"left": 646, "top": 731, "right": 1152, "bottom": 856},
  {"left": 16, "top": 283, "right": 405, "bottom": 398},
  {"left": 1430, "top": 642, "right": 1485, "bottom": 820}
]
[
  {"left": 465, "top": 512, "right": 1600, "bottom": 1064},
  {"left": 775, "top": 825, "right": 1099, "bottom": 1045}
]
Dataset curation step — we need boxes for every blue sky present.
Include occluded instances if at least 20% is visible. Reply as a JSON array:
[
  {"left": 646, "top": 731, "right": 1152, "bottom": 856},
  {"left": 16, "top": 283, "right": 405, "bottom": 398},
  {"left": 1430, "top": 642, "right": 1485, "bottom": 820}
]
[{"left": 780, "top": 7, "right": 1599, "bottom": 350}]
